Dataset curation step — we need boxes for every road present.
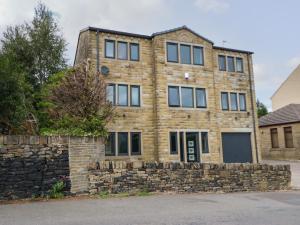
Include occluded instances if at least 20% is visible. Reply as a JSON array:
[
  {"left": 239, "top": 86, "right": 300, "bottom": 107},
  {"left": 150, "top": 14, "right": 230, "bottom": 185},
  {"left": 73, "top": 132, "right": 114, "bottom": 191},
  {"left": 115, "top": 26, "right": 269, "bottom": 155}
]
[{"left": 1, "top": 191, "right": 300, "bottom": 225}]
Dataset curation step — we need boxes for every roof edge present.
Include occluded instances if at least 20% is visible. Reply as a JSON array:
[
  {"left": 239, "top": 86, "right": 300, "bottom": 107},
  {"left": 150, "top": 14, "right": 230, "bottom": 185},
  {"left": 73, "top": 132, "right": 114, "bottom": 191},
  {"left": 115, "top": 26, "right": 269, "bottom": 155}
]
[
  {"left": 259, "top": 120, "right": 300, "bottom": 127},
  {"left": 213, "top": 46, "right": 254, "bottom": 54}
]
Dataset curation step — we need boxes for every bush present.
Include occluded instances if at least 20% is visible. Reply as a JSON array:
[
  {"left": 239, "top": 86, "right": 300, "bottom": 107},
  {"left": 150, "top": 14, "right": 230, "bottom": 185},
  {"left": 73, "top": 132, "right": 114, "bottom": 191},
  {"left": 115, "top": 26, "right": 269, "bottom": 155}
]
[{"left": 49, "top": 180, "right": 65, "bottom": 199}]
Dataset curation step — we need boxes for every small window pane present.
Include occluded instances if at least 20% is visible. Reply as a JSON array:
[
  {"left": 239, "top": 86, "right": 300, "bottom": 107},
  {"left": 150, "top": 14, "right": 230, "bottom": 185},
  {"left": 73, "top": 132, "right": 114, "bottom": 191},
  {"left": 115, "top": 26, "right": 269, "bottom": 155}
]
[
  {"left": 230, "top": 93, "right": 238, "bottom": 111},
  {"left": 284, "top": 127, "right": 294, "bottom": 148},
  {"left": 218, "top": 55, "right": 226, "bottom": 71},
  {"left": 105, "top": 132, "right": 115, "bottom": 156},
  {"left": 227, "top": 56, "right": 235, "bottom": 72},
  {"left": 196, "top": 88, "right": 207, "bottom": 108},
  {"left": 168, "top": 86, "right": 180, "bottom": 107},
  {"left": 105, "top": 40, "right": 115, "bottom": 58},
  {"left": 221, "top": 92, "right": 229, "bottom": 110},
  {"left": 117, "top": 42, "right": 128, "bottom": 60},
  {"left": 118, "top": 85, "right": 128, "bottom": 106},
  {"left": 170, "top": 132, "right": 178, "bottom": 154},
  {"left": 130, "top": 43, "right": 139, "bottom": 61},
  {"left": 239, "top": 93, "right": 246, "bottom": 111},
  {"left": 118, "top": 132, "right": 128, "bottom": 155},
  {"left": 131, "top": 132, "right": 141, "bottom": 155},
  {"left": 106, "top": 84, "right": 115, "bottom": 105},
  {"left": 180, "top": 44, "right": 191, "bottom": 64},
  {"left": 270, "top": 128, "right": 279, "bottom": 148},
  {"left": 201, "top": 132, "right": 209, "bottom": 153},
  {"left": 193, "top": 46, "right": 204, "bottom": 65},
  {"left": 131, "top": 86, "right": 140, "bottom": 106},
  {"left": 236, "top": 57, "right": 244, "bottom": 72},
  {"left": 181, "top": 87, "right": 194, "bottom": 108},
  {"left": 167, "top": 42, "right": 178, "bottom": 62}
]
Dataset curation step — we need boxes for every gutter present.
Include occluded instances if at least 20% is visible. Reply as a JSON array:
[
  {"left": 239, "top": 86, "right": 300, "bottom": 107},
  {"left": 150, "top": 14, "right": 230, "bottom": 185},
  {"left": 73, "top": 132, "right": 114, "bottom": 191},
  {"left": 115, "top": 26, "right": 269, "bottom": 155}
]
[{"left": 96, "top": 31, "right": 100, "bottom": 72}]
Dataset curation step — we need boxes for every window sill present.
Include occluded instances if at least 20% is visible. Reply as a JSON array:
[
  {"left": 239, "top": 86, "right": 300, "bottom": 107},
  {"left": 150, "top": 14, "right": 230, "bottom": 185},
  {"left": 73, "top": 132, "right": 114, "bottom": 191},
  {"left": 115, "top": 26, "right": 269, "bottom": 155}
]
[
  {"left": 166, "top": 61, "right": 205, "bottom": 68},
  {"left": 169, "top": 107, "right": 208, "bottom": 111},
  {"left": 269, "top": 147, "right": 297, "bottom": 151}
]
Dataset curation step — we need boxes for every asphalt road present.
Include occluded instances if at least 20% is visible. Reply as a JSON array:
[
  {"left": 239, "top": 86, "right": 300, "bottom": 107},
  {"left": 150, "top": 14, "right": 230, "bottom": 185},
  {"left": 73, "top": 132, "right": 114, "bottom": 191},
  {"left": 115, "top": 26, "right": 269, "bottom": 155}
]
[{"left": 1, "top": 191, "right": 300, "bottom": 225}]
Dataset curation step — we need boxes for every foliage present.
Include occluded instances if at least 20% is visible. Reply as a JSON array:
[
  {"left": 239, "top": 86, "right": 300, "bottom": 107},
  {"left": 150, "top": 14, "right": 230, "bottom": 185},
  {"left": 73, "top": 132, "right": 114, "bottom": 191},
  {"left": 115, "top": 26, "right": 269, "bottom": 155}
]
[
  {"left": 99, "top": 191, "right": 109, "bottom": 199},
  {"left": 49, "top": 180, "right": 65, "bottom": 199},
  {"left": 257, "top": 99, "right": 268, "bottom": 118}
]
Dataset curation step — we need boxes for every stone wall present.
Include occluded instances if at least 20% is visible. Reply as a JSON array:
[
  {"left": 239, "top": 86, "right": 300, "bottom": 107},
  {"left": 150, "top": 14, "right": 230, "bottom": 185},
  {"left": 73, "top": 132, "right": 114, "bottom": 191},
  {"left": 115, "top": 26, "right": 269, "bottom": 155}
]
[
  {"left": 0, "top": 136, "right": 70, "bottom": 200},
  {"left": 88, "top": 162, "right": 291, "bottom": 194}
]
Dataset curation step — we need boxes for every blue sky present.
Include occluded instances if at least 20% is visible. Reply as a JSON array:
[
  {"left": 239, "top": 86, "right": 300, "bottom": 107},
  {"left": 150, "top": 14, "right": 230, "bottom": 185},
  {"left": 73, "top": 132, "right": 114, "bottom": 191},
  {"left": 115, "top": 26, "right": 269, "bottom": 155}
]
[{"left": 0, "top": 0, "right": 299, "bottom": 110}]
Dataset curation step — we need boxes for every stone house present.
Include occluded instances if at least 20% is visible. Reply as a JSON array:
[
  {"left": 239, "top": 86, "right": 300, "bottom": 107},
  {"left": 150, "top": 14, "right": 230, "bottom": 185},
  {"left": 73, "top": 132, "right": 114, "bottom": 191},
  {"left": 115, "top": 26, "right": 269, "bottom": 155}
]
[
  {"left": 259, "top": 104, "right": 300, "bottom": 160},
  {"left": 74, "top": 25, "right": 260, "bottom": 163}
]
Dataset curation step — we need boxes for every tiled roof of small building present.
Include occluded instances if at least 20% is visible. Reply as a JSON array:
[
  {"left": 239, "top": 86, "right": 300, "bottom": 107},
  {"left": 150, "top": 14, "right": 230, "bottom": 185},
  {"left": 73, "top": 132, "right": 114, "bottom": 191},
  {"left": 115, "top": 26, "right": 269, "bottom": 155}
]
[{"left": 259, "top": 104, "right": 300, "bottom": 127}]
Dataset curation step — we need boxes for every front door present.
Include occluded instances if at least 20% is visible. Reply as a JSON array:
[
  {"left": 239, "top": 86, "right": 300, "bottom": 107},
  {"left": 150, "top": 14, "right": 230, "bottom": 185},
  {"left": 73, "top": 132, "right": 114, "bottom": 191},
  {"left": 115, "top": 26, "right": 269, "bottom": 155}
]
[{"left": 186, "top": 132, "right": 200, "bottom": 162}]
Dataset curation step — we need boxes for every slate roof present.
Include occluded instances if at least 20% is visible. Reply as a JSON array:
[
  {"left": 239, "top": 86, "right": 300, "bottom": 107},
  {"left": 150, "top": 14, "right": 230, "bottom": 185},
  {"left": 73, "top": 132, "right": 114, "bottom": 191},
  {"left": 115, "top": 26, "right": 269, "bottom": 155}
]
[{"left": 259, "top": 104, "right": 300, "bottom": 127}]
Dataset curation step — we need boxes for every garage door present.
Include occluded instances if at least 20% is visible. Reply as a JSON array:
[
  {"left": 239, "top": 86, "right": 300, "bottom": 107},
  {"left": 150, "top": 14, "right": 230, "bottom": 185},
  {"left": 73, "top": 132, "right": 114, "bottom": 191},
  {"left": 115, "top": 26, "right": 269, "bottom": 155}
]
[{"left": 222, "top": 133, "right": 252, "bottom": 163}]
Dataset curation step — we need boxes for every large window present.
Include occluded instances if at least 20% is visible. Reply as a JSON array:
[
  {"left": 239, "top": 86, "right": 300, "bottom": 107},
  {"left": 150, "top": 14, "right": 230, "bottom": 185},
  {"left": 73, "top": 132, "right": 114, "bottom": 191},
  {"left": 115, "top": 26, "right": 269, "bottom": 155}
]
[
  {"left": 227, "top": 56, "right": 235, "bottom": 72},
  {"left": 201, "top": 132, "right": 209, "bottom": 153},
  {"left": 107, "top": 84, "right": 115, "bottom": 104},
  {"left": 230, "top": 93, "right": 238, "bottom": 111},
  {"left": 130, "top": 85, "right": 140, "bottom": 107},
  {"left": 167, "top": 42, "right": 178, "bottom": 62},
  {"left": 218, "top": 55, "right": 226, "bottom": 71},
  {"left": 221, "top": 92, "right": 229, "bottom": 110},
  {"left": 118, "top": 85, "right": 128, "bottom": 106},
  {"left": 270, "top": 128, "right": 279, "bottom": 148},
  {"left": 105, "top": 40, "right": 115, "bottom": 58},
  {"left": 180, "top": 44, "right": 191, "bottom": 64},
  {"left": 193, "top": 46, "right": 204, "bottom": 65},
  {"left": 168, "top": 86, "right": 180, "bottom": 107},
  {"left": 239, "top": 93, "right": 246, "bottom": 111},
  {"left": 236, "top": 57, "right": 244, "bottom": 72},
  {"left": 196, "top": 88, "right": 207, "bottom": 108},
  {"left": 130, "top": 43, "right": 139, "bottom": 61},
  {"left": 105, "top": 132, "right": 116, "bottom": 156},
  {"left": 170, "top": 132, "right": 178, "bottom": 154},
  {"left": 131, "top": 132, "right": 141, "bottom": 155},
  {"left": 118, "top": 132, "right": 128, "bottom": 155},
  {"left": 284, "top": 127, "right": 294, "bottom": 148},
  {"left": 117, "top": 42, "right": 128, "bottom": 60},
  {"left": 181, "top": 87, "right": 194, "bottom": 108}
]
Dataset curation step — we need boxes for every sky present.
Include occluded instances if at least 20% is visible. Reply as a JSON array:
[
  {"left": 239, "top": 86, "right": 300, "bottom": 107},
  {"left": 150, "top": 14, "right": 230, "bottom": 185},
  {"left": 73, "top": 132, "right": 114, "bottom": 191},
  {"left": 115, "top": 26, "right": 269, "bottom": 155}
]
[{"left": 0, "top": 0, "right": 300, "bottom": 110}]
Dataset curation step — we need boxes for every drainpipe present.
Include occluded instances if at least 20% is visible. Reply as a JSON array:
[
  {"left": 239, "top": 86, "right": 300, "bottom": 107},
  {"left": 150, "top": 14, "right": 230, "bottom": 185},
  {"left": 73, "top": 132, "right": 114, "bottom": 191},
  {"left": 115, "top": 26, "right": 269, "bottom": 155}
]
[
  {"left": 96, "top": 31, "right": 100, "bottom": 72},
  {"left": 247, "top": 53, "right": 259, "bottom": 163}
]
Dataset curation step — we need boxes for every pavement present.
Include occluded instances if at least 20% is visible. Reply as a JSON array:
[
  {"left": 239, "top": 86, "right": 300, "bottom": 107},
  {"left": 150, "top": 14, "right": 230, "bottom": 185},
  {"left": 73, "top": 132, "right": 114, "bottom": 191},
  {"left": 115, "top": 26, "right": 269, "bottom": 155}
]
[{"left": 1, "top": 191, "right": 300, "bottom": 225}]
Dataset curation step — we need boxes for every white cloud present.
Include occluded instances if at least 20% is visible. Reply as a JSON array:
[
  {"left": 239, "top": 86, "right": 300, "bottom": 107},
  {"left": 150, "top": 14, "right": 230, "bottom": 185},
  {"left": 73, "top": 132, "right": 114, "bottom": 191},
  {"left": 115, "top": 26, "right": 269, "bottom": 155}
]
[
  {"left": 194, "top": 0, "right": 229, "bottom": 13},
  {"left": 286, "top": 56, "right": 300, "bottom": 70}
]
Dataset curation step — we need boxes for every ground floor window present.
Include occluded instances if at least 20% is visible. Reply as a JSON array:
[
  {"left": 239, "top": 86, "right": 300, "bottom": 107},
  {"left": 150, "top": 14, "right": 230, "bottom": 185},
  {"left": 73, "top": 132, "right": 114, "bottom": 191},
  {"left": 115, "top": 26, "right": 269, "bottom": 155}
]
[{"left": 284, "top": 127, "right": 294, "bottom": 148}]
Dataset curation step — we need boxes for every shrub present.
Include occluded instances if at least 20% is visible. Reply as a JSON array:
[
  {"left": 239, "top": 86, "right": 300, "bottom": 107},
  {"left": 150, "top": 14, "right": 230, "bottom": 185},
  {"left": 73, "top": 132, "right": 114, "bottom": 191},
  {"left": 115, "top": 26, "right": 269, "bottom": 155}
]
[{"left": 49, "top": 180, "right": 65, "bottom": 199}]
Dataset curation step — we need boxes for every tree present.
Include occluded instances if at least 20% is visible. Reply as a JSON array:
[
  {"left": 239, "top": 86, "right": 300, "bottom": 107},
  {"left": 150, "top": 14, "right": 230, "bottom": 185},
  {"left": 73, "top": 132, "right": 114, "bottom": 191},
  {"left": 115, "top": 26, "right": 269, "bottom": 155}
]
[
  {"left": 257, "top": 99, "right": 268, "bottom": 118},
  {"left": 41, "top": 62, "right": 115, "bottom": 137}
]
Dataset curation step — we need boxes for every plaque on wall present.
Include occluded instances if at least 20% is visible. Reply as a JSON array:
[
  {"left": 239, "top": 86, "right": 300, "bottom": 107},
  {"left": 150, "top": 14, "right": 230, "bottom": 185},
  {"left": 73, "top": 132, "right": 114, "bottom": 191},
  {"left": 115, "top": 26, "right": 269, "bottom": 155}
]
[
  {"left": 188, "top": 141, "right": 194, "bottom": 147},
  {"left": 189, "top": 155, "right": 195, "bottom": 161},
  {"left": 188, "top": 148, "right": 194, "bottom": 154}
]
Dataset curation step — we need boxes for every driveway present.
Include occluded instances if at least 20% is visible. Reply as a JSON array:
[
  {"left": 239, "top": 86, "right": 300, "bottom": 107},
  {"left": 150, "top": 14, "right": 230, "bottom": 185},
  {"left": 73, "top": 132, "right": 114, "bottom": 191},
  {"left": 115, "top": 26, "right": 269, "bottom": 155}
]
[
  {"left": 262, "top": 160, "right": 300, "bottom": 189},
  {"left": 1, "top": 191, "right": 300, "bottom": 225}
]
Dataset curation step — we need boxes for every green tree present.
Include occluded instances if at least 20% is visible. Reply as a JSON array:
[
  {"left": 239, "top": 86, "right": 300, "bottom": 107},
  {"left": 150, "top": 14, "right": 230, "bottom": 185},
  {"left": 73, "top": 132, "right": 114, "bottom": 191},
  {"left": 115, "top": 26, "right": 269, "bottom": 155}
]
[{"left": 257, "top": 99, "right": 268, "bottom": 118}]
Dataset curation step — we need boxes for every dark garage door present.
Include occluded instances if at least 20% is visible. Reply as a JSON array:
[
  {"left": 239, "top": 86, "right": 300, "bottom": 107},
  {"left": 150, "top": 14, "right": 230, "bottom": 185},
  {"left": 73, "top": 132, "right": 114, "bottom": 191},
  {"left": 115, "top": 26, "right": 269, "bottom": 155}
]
[{"left": 222, "top": 133, "right": 252, "bottom": 163}]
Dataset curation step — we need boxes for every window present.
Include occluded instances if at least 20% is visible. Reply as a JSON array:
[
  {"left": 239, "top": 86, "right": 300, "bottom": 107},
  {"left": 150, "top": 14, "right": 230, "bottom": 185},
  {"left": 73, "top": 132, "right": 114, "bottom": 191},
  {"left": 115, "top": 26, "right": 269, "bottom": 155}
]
[
  {"left": 167, "top": 42, "right": 178, "bottom": 62},
  {"left": 179, "top": 132, "right": 184, "bottom": 162},
  {"left": 236, "top": 57, "right": 244, "bottom": 72},
  {"left": 118, "top": 132, "right": 128, "bottom": 155},
  {"left": 181, "top": 87, "right": 194, "bottom": 108},
  {"left": 170, "top": 132, "right": 178, "bottom": 154},
  {"left": 201, "top": 132, "right": 209, "bottom": 153},
  {"left": 117, "top": 42, "right": 128, "bottom": 60},
  {"left": 131, "top": 132, "right": 141, "bottom": 155},
  {"left": 227, "top": 56, "right": 235, "bottom": 72},
  {"left": 105, "top": 40, "right": 115, "bottom": 58},
  {"left": 218, "top": 55, "right": 226, "bottom": 71},
  {"left": 105, "top": 132, "right": 116, "bottom": 156},
  {"left": 284, "top": 127, "right": 294, "bottom": 148},
  {"left": 107, "top": 84, "right": 115, "bottom": 105},
  {"left": 270, "top": 128, "right": 279, "bottom": 148},
  {"left": 221, "top": 92, "right": 229, "bottom": 110},
  {"left": 239, "top": 93, "right": 246, "bottom": 111},
  {"left": 230, "top": 93, "right": 238, "bottom": 111},
  {"left": 168, "top": 86, "right": 180, "bottom": 107},
  {"left": 193, "top": 46, "right": 204, "bottom": 65},
  {"left": 130, "top": 85, "right": 140, "bottom": 107},
  {"left": 180, "top": 44, "right": 191, "bottom": 64},
  {"left": 196, "top": 88, "right": 207, "bottom": 108},
  {"left": 118, "top": 85, "right": 128, "bottom": 106},
  {"left": 130, "top": 43, "right": 139, "bottom": 61}
]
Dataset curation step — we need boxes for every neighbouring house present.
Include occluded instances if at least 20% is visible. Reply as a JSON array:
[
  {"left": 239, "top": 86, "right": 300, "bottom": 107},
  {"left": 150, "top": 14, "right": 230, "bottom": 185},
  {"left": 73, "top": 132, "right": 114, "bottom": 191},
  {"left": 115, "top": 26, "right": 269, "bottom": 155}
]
[
  {"left": 271, "top": 64, "right": 300, "bottom": 111},
  {"left": 259, "top": 104, "right": 300, "bottom": 160},
  {"left": 74, "top": 25, "right": 260, "bottom": 163}
]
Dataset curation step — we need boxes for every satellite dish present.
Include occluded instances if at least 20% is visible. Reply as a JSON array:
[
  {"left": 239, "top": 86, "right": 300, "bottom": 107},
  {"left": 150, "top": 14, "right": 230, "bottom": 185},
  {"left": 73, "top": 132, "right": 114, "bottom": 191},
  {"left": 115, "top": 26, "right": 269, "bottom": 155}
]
[{"left": 101, "top": 66, "right": 109, "bottom": 76}]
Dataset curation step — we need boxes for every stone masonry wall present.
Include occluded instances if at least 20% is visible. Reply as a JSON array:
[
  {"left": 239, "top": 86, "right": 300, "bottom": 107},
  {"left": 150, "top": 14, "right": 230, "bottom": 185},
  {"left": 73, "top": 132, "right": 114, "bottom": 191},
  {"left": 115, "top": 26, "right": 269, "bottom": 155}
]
[{"left": 88, "top": 162, "right": 291, "bottom": 194}]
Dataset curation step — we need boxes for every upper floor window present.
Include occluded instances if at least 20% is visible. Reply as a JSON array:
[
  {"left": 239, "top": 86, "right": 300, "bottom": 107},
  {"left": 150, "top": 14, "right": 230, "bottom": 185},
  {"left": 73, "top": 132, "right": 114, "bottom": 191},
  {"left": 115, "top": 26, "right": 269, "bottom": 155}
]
[
  {"left": 221, "top": 92, "right": 229, "bottom": 110},
  {"left": 130, "top": 85, "right": 140, "bottom": 107},
  {"left": 193, "top": 46, "right": 204, "bottom": 65},
  {"left": 221, "top": 92, "right": 247, "bottom": 112},
  {"left": 105, "top": 40, "right": 115, "bottom": 58},
  {"left": 168, "top": 86, "right": 180, "bottom": 107},
  {"left": 167, "top": 42, "right": 179, "bottom": 63},
  {"left": 180, "top": 44, "right": 191, "bottom": 64},
  {"left": 227, "top": 56, "right": 235, "bottom": 72},
  {"left": 107, "top": 83, "right": 140, "bottom": 107},
  {"left": 236, "top": 57, "right": 244, "bottom": 72},
  {"left": 107, "top": 84, "right": 116, "bottom": 105},
  {"left": 196, "top": 88, "right": 207, "bottom": 108},
  {"left": 118, "top": 84, "right": 128, "bottom": 106},
  {"left": 117, "top": 42, "right": 128, "bottom": 60},
  {"left": 270, "top": 128, "right": 279, "bottom": 148},
  {"left": 181, "top": 87, "right": 194, "bottom": 107},
  {"left": 284, "top": 127, "right": 294, "bottom": 148},
  {"left": 218, "top": 55, "right": 226, "bottom": 71},
  {"left": 130, "top": 43, "right": 139, "bottom": 61},
  {"left": 219, "top": 55, "right": 244, "bottom": 73},
  {"left": 239, "top": 93, "right": 246, "bottom": 111},
  {"left": 230, "top": 93, "right": 238, "bottom": 111}
]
